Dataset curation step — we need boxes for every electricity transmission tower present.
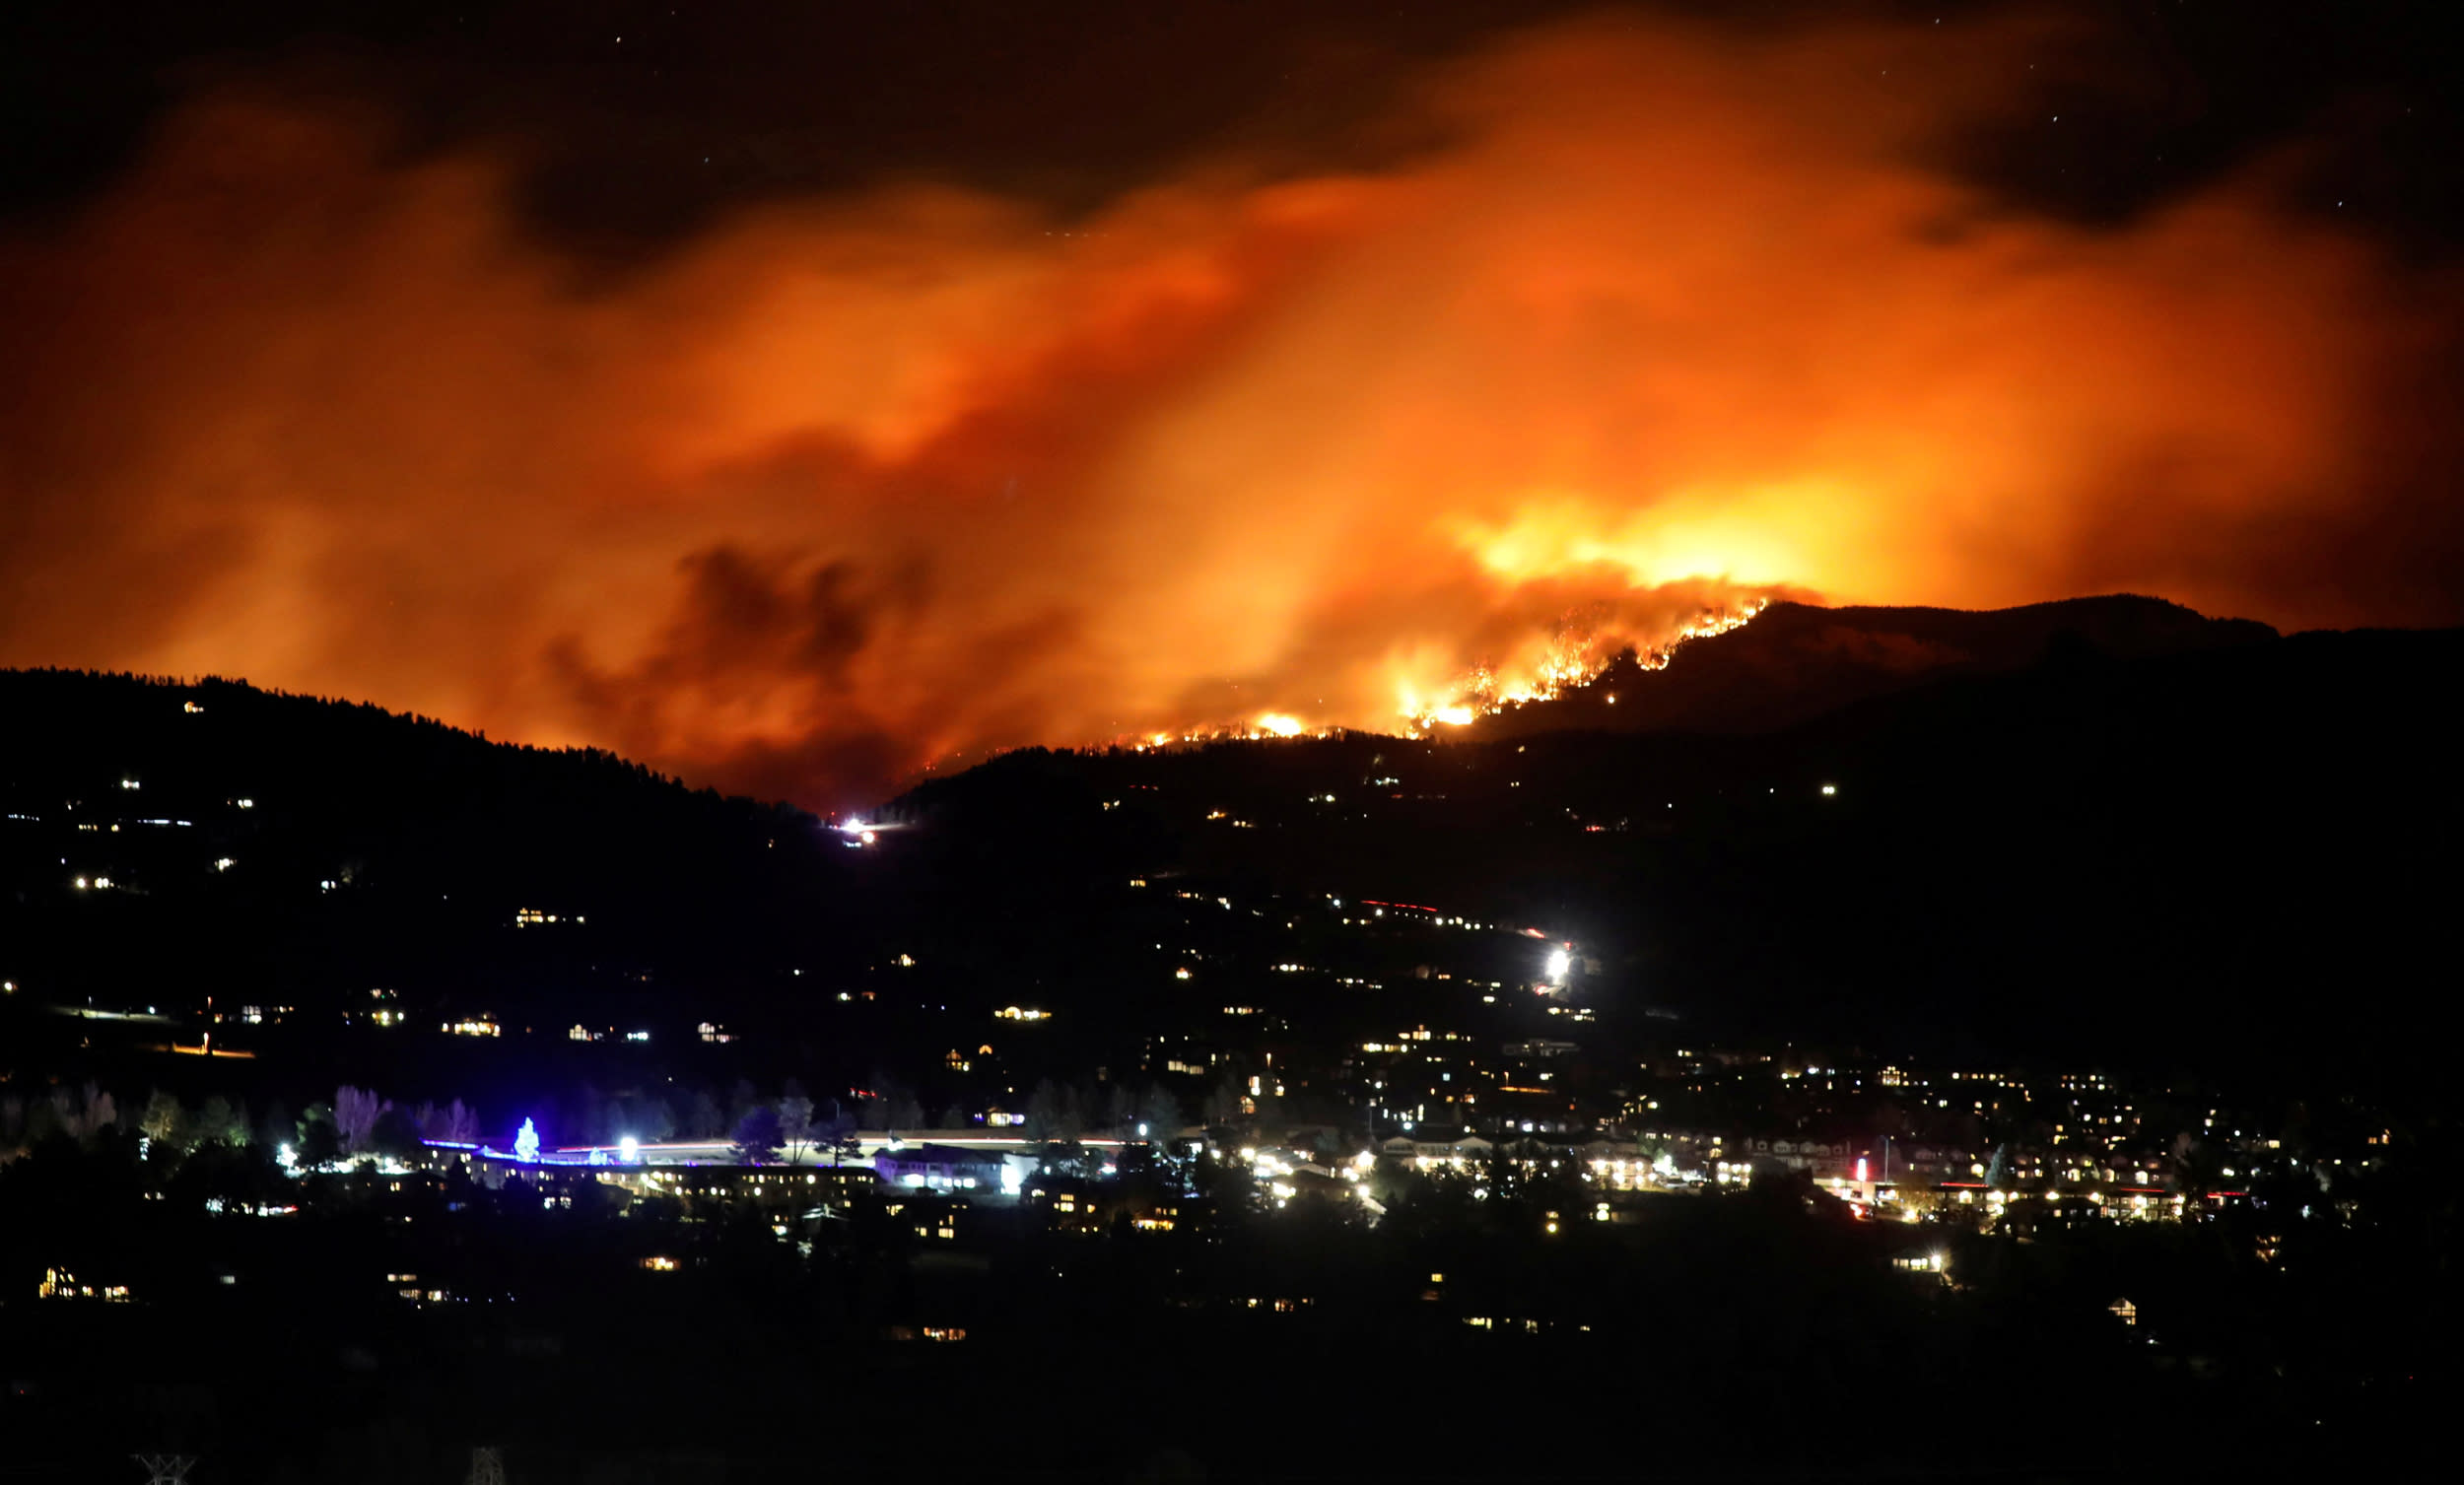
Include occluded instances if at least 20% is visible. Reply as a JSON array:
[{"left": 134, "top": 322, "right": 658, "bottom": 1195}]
[{"left": 131, "top": 1457, "right": 198, "bottom": 1485}]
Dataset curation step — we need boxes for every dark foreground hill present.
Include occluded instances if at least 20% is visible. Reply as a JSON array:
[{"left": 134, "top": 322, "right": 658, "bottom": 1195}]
[
  {"left": 7, "top": 596, "right": 2458, "bottom": 1094},
  {"left": 0, "top": 670, "right": 871, "bottom": 1036},
  {"left": 6, "top": 606, "right": 2456, "bottom": 1485},
  {"left": 1466, "top": 592, "right": 2278, "bottom": 739},
  {"left": 885, "top": 612, "right": 2464, "bottom": 1087}
]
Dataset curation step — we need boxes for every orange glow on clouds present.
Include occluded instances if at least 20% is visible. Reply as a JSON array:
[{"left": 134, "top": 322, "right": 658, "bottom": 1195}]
[{"left": 1, "top": 15, "right": 2453, "bottom": 806}]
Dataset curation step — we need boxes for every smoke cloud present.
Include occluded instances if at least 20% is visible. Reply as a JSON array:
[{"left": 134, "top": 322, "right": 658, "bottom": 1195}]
[{"left": 2, "top": 14, "right": 2454, "bottom": 807}]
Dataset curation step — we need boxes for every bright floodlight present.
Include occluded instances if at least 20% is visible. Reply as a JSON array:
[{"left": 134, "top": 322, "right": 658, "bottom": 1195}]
[
  {"left": 1544, "top": 947, "right": 1571, "bottom": 983},
  {"left": 618, "top": 1135, "right": 641, "bottom": 1163}
]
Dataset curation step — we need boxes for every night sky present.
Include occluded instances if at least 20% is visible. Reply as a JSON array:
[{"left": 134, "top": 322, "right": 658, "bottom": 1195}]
[
  {"left": 9, "top": 3, "right": 2458, "bottom": 242},
  {"left": 3, "top": 2, "right": 2459, "bottom": 807}
]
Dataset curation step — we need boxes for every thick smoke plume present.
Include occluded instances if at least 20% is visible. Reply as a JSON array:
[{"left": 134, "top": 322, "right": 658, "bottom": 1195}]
[{"left": 2, "top": 16, "right": 2454, "bottom": 807}]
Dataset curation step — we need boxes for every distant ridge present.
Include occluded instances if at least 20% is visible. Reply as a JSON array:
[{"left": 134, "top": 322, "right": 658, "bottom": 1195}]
[
  {"left": 0, "top": 668, "right": 859, "bottom": 1023},
  {"left": 1465, "top": 593, "right": 2277, "bottom": 740}
]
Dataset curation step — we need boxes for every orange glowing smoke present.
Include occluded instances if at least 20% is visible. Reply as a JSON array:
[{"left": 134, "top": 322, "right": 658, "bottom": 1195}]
[{"left": 0, "top": 15, "right": 2454, "bottom": 806}]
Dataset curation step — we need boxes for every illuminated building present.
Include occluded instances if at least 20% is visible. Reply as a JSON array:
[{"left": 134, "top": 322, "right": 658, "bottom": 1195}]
[
  {"left": 36, "top": 1267, "right": 130, "bottom": 1302},
  {"left": 871, "top": 1143, "right": 1013, "bottom": 1191}
]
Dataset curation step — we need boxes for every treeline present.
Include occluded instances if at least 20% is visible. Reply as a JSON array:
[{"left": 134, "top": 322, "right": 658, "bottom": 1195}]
[
  {"left": 0, "top": 1081, "right": 487, "bottom": 1168},
  {"left": 508, "top": 1073, "right": 1209, "bottom": 1161},
  {"left": 0, "top": 1070, "right": 1211, "bottom": 1169}
]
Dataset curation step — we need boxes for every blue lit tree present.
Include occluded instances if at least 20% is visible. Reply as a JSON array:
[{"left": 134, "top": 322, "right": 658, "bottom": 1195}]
[
  {"left": 820, "top": 1101, "right": 861, "bottom": 1167},
  {"left": 778, "top": 1094, "right": 815, "bottom": 1162},
  {"left": 513, "top": 1117, "right": 541, "bottom": 1163},
  {"left": 731, "top": 1106, "right": 784, "bottom": 1165}
]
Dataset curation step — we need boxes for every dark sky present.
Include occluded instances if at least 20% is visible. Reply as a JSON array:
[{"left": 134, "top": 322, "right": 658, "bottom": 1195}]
[
  {"left": 2, "top": 2, "right": 2458, "bottom": 809},
  {"left": 6, "top": 2, "right": 2456, "bottom": 248}
]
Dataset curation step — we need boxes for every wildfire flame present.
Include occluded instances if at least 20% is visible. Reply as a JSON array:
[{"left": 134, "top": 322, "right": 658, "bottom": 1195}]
[
  {"left": 0, "top": 15, "right": 2453, "bottom": 809},
  {"left": 1396, "top": 600, "right": 1769, "bottom": 735}
]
